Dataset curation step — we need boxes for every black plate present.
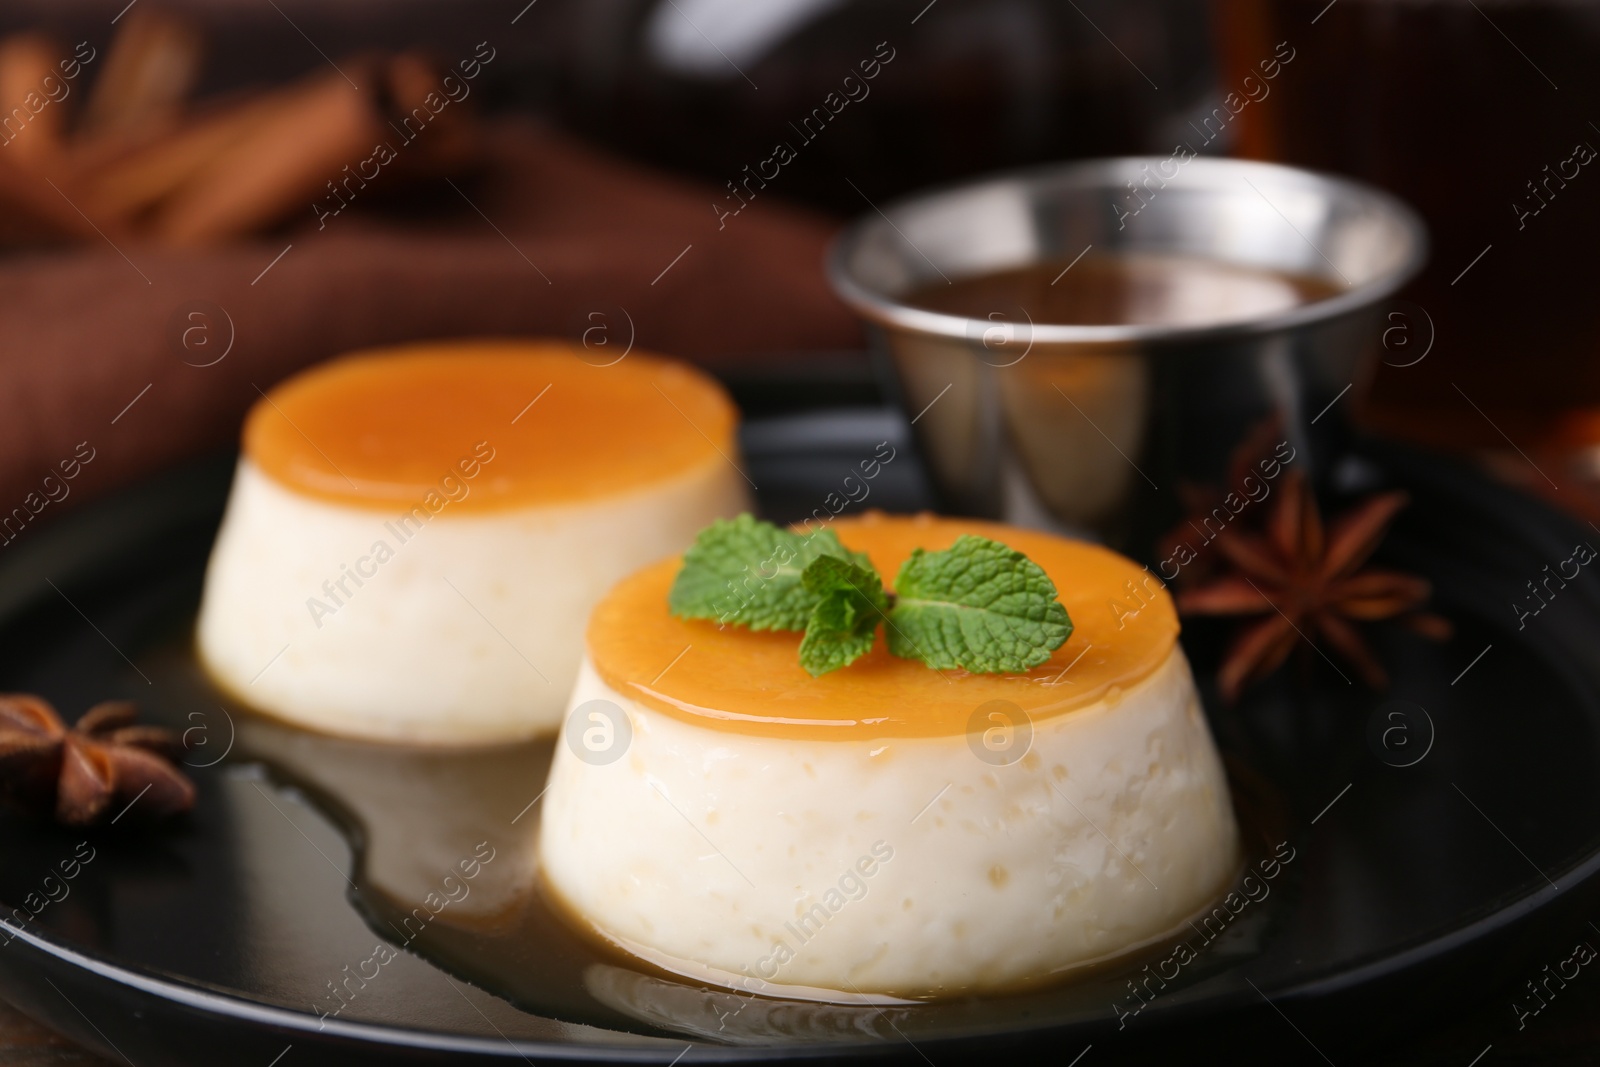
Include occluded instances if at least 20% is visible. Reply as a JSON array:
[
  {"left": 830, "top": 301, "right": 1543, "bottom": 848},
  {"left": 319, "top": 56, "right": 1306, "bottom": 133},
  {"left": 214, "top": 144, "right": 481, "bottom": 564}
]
[{"left": 2, "top": 413, "right": 1599, "bottom": 1066}]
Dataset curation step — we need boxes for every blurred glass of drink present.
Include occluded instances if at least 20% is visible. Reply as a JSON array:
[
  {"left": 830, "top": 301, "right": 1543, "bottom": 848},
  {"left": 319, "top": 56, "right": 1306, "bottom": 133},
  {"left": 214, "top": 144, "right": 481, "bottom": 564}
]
[{"left": 1215, "top": 0, "right": 1600, "bottom": 450}]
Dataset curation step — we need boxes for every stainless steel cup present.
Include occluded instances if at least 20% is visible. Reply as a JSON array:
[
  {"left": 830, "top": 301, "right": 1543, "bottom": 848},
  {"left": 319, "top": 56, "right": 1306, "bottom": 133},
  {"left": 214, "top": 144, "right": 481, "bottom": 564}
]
[{"left": 827, "top": 156, "right": 1426, "bottom": 549}]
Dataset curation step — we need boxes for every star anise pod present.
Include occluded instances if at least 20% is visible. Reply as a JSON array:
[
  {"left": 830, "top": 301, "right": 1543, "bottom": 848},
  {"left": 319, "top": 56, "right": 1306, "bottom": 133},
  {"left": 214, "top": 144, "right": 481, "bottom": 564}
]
[
  {"left": 1177, "top": 470, "right": 1451, "bottom": 703},
  {"left": 1158, "top": 414, "right": 1290, "bottom": 589},
  {"left": 0, "top": 695, "right": 195, "bottom": 826}
]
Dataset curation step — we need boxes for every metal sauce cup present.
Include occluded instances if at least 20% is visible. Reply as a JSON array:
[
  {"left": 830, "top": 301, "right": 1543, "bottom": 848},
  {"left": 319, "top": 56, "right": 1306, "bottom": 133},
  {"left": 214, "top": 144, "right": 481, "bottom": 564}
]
[{"left": 827, "top": 157, "right": 1426, "bottom": 550}]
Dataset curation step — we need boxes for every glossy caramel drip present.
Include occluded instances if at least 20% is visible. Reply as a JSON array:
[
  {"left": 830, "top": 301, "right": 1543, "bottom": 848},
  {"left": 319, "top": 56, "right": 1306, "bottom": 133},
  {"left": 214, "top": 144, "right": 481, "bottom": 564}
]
[
  {"left": 587, "top": 513, "right": 1179, "bottom": 739},
  {"left": 244, "top": 340, "right": 737, "bottom": 512}
]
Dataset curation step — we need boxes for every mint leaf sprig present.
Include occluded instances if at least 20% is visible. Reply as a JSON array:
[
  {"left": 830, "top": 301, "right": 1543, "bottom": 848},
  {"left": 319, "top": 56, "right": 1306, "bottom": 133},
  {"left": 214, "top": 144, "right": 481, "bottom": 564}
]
[
  {"left": 669, "top": 516, "right": 1073, "bottom": 677},
  {"left": 667, "top": 515, "right": 870, "bottom": 631},
  {"left": 798, "top": 554, "right": 889, "bottom": 676}
]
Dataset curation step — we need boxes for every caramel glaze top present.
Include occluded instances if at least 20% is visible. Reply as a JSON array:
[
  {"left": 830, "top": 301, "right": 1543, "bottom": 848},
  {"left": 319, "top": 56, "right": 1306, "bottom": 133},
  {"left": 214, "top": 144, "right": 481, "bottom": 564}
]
[
  {"left": 244, "top": 340, "right": 738, "bottom": 513},
  {"left": 588, "top": 513, "right": 1180, "bottom": 740}
]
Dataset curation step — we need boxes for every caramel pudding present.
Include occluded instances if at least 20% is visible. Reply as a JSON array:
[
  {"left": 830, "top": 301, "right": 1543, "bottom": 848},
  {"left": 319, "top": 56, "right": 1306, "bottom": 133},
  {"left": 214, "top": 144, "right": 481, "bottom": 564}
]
[
  {"left": 539, "top": 513, "right": 1239, "bottom": 998},
  {"left": 197, "top": 340, "right": 748, "bottom": 744}
]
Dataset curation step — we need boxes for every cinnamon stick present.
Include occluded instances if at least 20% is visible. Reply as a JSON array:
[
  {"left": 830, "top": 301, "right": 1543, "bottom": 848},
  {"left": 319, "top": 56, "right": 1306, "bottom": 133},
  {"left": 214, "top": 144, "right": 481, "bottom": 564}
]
[
  {"left": 0, "top": 34, "right": 67, "bottom": 166},
  {"left": 383, "top": 52, "right": 480, "bottom": 176},
  {"left": 79, "top": 8, "right": 201, "bottom": 139},
  {"left": 79, "top": 92, "right": 279, "bottom": 222},
  {"left": 153, "top": 62, "right": 384, "bottom": 245}
]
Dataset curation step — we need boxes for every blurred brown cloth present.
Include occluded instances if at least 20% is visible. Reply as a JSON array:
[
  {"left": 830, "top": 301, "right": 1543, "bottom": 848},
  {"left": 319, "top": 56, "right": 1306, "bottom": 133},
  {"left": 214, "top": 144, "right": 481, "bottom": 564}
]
[{"left": 0, "top": 118, "right": 863, "bottom": 530}]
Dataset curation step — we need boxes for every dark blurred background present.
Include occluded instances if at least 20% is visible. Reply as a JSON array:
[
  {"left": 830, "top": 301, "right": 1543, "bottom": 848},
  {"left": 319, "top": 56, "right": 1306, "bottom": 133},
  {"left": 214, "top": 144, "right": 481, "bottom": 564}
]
[
  {"left": 4, "top": 0, "right": 1597, "bottom": 456},
  {"left": 0, "top": 0, "right": 1219, "bottom": 209}
]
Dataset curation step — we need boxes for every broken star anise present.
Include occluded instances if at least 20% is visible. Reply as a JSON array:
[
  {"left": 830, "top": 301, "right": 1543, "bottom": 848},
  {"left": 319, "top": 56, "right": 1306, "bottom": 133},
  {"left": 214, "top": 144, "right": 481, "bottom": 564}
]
[
  {"left": 1177, "top": 470, "right": 1451, "bottom": 703},
  {"left": 0, "top": 695, "right": 195, "bottom": 826}
]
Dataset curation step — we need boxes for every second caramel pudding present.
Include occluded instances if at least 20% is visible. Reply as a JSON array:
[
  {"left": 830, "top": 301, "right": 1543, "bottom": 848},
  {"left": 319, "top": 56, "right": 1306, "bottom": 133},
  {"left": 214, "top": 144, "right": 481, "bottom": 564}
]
[{"left": 197, "top": 339, "right": 749, "bottom": 744}]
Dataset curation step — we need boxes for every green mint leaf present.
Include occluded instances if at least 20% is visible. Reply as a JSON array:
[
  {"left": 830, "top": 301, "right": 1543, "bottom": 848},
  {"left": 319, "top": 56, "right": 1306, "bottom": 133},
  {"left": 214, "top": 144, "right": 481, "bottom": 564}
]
[
  {"left": 885, "top": 535, "right": 1072, "bottom": 673},
  {"left": 797, "top": 555, "right": 889, "bottom": 676},
  {"left": 668, "top": 515, "right": 866, "bottom": 630}
]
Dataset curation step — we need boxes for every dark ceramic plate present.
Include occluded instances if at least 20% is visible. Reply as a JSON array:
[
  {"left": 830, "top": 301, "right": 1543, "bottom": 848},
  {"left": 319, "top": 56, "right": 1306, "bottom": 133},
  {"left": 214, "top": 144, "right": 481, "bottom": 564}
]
[{"left": 1, "top": 410, "right": 1598, "bottom": 1066}]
